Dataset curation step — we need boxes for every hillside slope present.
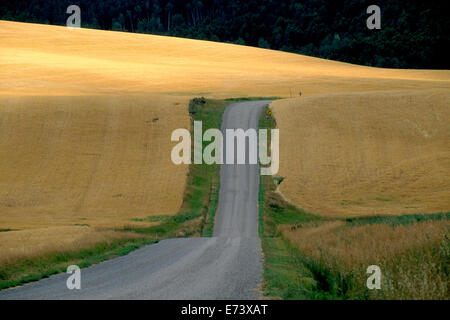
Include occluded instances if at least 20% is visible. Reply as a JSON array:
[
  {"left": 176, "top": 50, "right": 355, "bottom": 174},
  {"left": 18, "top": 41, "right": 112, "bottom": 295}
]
[
  {"left": 0, "top": 21, "right": 449, "bottom": 261},
  {"left": 1, "top": 20, "right": 449, "bottom": 98},
  {"left": 271, "top": 90, "right": 450, "bottom": 216}
]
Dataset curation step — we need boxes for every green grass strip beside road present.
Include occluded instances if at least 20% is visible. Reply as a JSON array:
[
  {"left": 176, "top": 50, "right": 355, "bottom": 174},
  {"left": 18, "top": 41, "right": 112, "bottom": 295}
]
[
  {"left": 0, "top": 97, "right": 275, "bottom": 291},
  {"left": 0, "top": 98, "right": 223, "bottom": 290},
  {"left": 258, "top": 104, "right": 323, "bottom": 299},
  {"left": 0, "top": 238, "right": 155, "bottom": 290},
  {"left": 258, "top": 104, "right": 450, "bottom": 300}
]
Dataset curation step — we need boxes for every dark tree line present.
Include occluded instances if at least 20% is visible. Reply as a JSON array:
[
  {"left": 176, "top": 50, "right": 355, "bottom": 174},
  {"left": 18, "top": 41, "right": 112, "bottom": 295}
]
[{"left": 1, "top": 0, "right": 449, "bottom": 68}]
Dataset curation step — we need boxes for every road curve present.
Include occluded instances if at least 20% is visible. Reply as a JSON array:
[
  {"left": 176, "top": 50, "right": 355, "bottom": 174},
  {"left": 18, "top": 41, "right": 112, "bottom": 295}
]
[{"left": 0, "top": 100, "right": 271, "bottom": 300}]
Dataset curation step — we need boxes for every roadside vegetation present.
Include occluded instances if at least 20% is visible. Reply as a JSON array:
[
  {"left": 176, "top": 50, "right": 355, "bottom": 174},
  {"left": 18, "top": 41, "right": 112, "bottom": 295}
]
[
  {"left": 122, "top": 97, "right": 230, "bottom": 238},
  {"left": 0, "top": 237, "right": 155, "bottom": 290},
  {"left": 0, "top": 97, "right": 226, "bottom": 290},
  {"left": 0, "top": 96, "right": 279, "bottom": 291},
  {"left": 259, "top": 105, "right": 450, "bottom": 300}
]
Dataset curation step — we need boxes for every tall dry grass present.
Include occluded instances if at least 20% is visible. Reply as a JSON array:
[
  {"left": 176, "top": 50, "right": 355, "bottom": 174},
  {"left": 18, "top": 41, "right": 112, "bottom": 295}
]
[
  {"left": 0, "top": 226, "right": 143, "bottom": 267},
  {"left": 280, "top": 220, "right": 449, "bottom": 299}
]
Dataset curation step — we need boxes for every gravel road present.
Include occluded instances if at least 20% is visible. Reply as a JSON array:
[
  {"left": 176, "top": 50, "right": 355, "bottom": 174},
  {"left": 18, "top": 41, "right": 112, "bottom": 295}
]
[{"left": 0, "top": 100, "right": 271, "bottom": 300}]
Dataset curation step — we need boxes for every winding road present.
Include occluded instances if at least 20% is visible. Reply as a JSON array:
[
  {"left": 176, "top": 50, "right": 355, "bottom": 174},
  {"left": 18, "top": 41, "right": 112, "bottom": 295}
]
[{"left": 0, "top": 100, "right": 271, "bottom": 300}]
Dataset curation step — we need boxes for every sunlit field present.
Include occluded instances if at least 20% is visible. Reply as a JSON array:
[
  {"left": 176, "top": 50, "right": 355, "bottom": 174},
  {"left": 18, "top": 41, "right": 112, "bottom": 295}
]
[
  {"left": 0, "top": 20, "right": 449, "bottom": 267},
  {"left": 271, "top": 89, "right": 450, "bottom": 217},
  {"left": 1, "top": 21, "right": 448, "bottom": 98}
]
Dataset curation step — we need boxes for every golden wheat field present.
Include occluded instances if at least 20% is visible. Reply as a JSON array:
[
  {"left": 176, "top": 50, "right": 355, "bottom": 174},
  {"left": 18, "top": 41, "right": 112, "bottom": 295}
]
[
  {"left": 1, "top": 20, "right": 449, "bottom": 98},
  {"left": 271, "top": 90, "right": 450, "bottom": 216},
  {"left": 0, "top": 94, "right": 188, "bottom": 260},
  {"left": 0, "top": 20, "right": 449, "bottom": 258},
  {"left": 0, "top": 95, "right": 189, "bottom": 227}
]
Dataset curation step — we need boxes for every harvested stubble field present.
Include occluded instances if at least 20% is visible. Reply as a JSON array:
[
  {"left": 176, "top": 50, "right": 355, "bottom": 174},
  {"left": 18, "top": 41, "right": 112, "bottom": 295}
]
[
  {"left": 1, "top": 21, "right": 449, "bottom": 98},
  {"left": 0, "top": 20, "right": 449, "bottom": 270},
  {"left": 271, "top": 89, "right": 450, "bottom": 217},
  {"left": 0, "top": 94, "right": 189, "bottom": 264}
]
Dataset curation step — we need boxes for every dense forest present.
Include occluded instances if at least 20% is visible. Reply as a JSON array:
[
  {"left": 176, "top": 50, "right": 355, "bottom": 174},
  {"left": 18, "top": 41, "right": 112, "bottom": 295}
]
[{"left": 1, "top": 0, "right": 449, "bottom": 68}]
